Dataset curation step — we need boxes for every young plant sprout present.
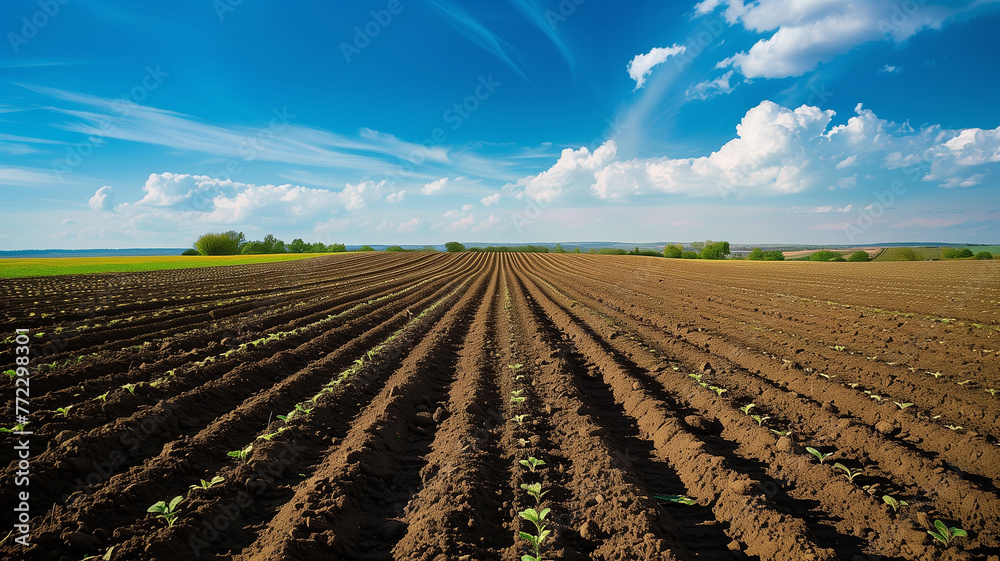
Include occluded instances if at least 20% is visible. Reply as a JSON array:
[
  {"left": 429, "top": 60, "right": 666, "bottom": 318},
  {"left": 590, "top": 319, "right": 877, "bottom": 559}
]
[
  {"left": 520, "top": 456, "right": 546, "bottom": 473},
  {"left": 689, "top": 373, "right": 702, "bottom": 382},
  {"left": 509, "top": 363, "right": 523, "bottom": 370},
  {"left": 227, "top": 444, "right": 252, "bottom": 462},
  {"left": 927, "top": 520, "right": 968, "bottom": 547},
  {"left": 511, "top": 396, "right": 527, "bottom": 406},
  {"left": 710, "top": 386, "right": 728, "bottom": 396},
  {"left": 94, "top": 391, "right": 109, "bottom": 403},
  {"left": 4, "top": 369, "right": 16, "bottom": 380},
  {"left": 893, "top": 401, "right": 914, "bottom": 410},
  {"left": 55, "top": 406, "right": 73, "bottom": 417},
  {"left": 190, "top": 476, "right": 225, "bottom": 490},
  {"left": 147, "top": 496, "right": 184, "bottom": 528},
  {"left": 81, "top": 546, "right": 114, "bottom": 560},
  {"left": 122, "top": 383, "right": 137, "bottom": 394},
  {"left": 881, "top": 495, "right": 908, "bottom": 512},
  {"left": 655, "top": 494, "right": 697, "bottom": 505},
  {"left": 739, "top": 403, "right": 756, "bottom": 415},
  {"left": 513, "top": 414, "right": 529, "bottom": 426},
  {"left": 518, "top": 507, "right": 551, "bottom": 561},
  {"left": 521, "top": 482, "right": 549, "bottom": 504},
  {"left": 751, "top": 415, "right": 770, "bottom": 427},
  {"left": 257, "top": 427, "right": 287, "bottom": 441},
  {"left": 832, "top": 463, "right": 862, "bottom": 483},
  {"left": 805, "top": 446, "right": 834, "bottom": 464}
]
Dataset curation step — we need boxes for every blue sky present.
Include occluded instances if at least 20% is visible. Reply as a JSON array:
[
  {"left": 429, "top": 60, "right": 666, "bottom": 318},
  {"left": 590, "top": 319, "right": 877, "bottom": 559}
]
[{"left": 2, "top": 0, "right": 999, "bottom": 249}]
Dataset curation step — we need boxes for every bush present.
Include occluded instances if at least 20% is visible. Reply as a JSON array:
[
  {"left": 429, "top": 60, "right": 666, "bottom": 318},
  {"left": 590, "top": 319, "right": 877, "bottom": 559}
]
[
  {"left": 663, "top": 244, "right": 683, "bottom": 258},
  {"left": 356, "top": 245, "right": 375, "bottom": 252},
  {"left": 942, "top": 247, "right": 974, "bottom": 259},
  {"left": 327, "top": 243, "right": 346, "bottom": 253},
  {"left": 239, "top": 241, "right": 268, "bottom": 254},
  {"left": 554, "top": 244, "right": 567, "bottom": 253},
  {"left": 597, "top": 248, "right": 627, "bottom": 255},
  {"left": 445, "top": 241, "right": 466, "bottom": 252},
  {"left": 746, "top": 248, "right": 785, "bottom": 261},
  {"left": 385, "top": 245, "right": 406, "bottom": 252},
  {"left": 975, "top": 251, "right": 994, "bottom": 260},
  {"left": 894, "top": 248, "right": 923, "bottom": 261},
  {"left": 700, "top": 241, "right": 731, "bottom": 260},
  {"left": 181, "top": 248, "right": 200, "bottom": 256},
  {"left": 681, "top": 251, "right": 700, "bottom": 259},
  {"left": 195, "top": 233, "right": 239, "bottom": 255},
  {"left": 629, "top": 247, "right": 662, "bottom": 257},
  {"left": 809, "top": 250, "right": 842, "bottom": 262},
  {"left": 847, "top": 251, "right": 870, "bottom": 262}
]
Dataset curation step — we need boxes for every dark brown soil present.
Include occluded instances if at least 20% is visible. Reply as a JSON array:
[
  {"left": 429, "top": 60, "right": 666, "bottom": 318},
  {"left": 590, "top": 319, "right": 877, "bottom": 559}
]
[{"left": 2, "top": 253, "right": 997, "bottom": 561}]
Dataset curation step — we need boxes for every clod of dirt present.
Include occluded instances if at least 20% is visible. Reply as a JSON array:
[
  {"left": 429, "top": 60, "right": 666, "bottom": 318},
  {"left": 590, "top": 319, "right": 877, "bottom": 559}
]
[
  {"left": 875, "top": 420, "right": 898, "bottom": 436},
  {"left": 821, "top": 401, "right": 838, "bottom": 415},
  {"left": 683, "top": 414, "right": 716, "bottom": 433},
  {"left": 775, "top": 436, "right": 795, "bottom": 453},
  {"left": 529, "top": 435, "right": 542, "bottom": 447},
  {"left": 415, "top": 411, "right": 436, "bottom": 426},
  {"left": 432, "top": 406, "right": 448, "bottom": 423},
  {"left": 699, "top": 361, "right": 713, "bottom": 373},
  {"left": 53, "top": 430, "right": 78, "bottom": 445},
  {"left": 632, "top": 381, "right": 642, "bottom": 391},
  {"left": 579, "top": 519, "right": 599, "bottom": 540},
  {"left": 61, "top": 530, "right": 100, "bottom": 551},
  {"left": 728, "top": 478, "right": 755, "bottom": 496}
]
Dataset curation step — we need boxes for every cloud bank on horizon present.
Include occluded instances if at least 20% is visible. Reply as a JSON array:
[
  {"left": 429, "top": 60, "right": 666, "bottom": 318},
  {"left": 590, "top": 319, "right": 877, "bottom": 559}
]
[{"left": 2, "top": 0, "right": 999, "bottom": 248}]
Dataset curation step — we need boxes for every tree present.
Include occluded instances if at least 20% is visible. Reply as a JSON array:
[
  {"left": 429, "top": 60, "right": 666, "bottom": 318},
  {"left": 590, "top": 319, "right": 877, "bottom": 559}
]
[
  {"left": 691, "top": 241, "right": 706, "bottom": 251},
  {"left": 681, "top": 251, "right": 700, "bottom": 259},
  {"left": 554, "top": 243, "right": 566, "bottom": 253},
  {"left": 975, "top": 251, "right": 994, "bottom": 260},
  {"left": 327, "top": 243, "right": 346, "bottom": 253},
  {"left": 747, "top": 248, "right": 765, "bottom": 260},
  {"left": 357, "top": 245, "right": 375, "bottom": 252},
  {"left": 385, "top": 245, "right": 406, "bottom": 252},
  {"left": 181, "top": 248, "right": 200, "bottom": 256},
  {"left": 195, "top": 232, "right": 239, "bottom": 255},
  {"left": 809, "top": 250, "right": 841, "bottom": 261},
  {"left": 701, "top": 241, "right": 731, "bottom": 260},
  {"left": 663, "top": 244, "right": 683, "bottom": 258},
  {"left": 942, "top": 247, "right": 974, "bottom": 259},
  {"left": 445, "top": 241, "right": 466, "bottom": 252},
  {"left": 847, "top": 251, "right": 870, "bottom": 262},
  {"left": 222, "top": 231, "right": 245, "bottom": 251},
  {"left": 309, "top": 242, "right": 327, "bottom": 252},
  {"left": 572, "top": 246, "right": 581, "bottom": 254},
  {"left": 288, "top": 238, "right": 309, "bottom": 253},
  {"left": 239, "top": 241, "right": 268, "bottom": 254}
]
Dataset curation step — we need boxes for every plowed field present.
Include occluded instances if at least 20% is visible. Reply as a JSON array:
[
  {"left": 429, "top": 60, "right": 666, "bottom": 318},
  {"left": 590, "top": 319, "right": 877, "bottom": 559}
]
[{"left": 2, "top": 253, "right": 998, "bottom": 561}]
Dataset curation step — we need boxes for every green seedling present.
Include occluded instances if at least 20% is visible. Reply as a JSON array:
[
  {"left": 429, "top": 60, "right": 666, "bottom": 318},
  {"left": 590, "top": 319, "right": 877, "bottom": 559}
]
[
  {"left": 986, "top": 388, "right": 997, "bottom": 397},
  {"left": 739, "top": 403, "right": 756, "bottom": 415},
  {"left": 512, "top": 389, "right": 524, "bottom": 397},
  {"left": 882, "top": 495, "right": 908, "bottom": 512},
  {"left": 521, "top": 482, "right": 549, "bottom": 504},
  {"left": 893, "top": 401, "right": 914, "bottom": 410},
  {"left": 520, "top": 456, "right": 546, "bottom": 473},
  {"left": 122, "top": 383, "right": 137, "bottom": 394},
  {"left": 655, "top": 494, "right": 697, "bottom": 505},
  {"left": 518, "top": 507, "right": 551, "bottom": 560},
  {"left": 257, "top": 427, "right": 287, "bottom": 441},
  {"left": 818, "top": 373, "right": 834, "bottom": 379},
  {"left": 55, "top": 406, "right": 73, "bottom": 417},
  {"left": 227, "top": 444, "right": 252, "bottom": 462},
  {"left": 511, "top": 396, "right": 527, "bottom": 406},
  {"left": 770, "top": 429, "right": 790, "bottom": 436},
  {"left": 926, "top": 519, "right": 968, "bottom": 547},
  {"left": 688, "top": 373, "right": 702, "bottom": 382},
  {"left": 806, "top": 446, "right": 834, "bottom": 464},
  {"left": 517, "top": 438, "right": 531, "bottom": 447},
  {"left": 190, "top": 476, "right": 225, "bottom": 490},
  {"left": 147, "top": 496, "right": 184, "bottom": 528},
  {"left": 833, "top": 345, "right": 846, "bottom": 351},
  {"left": 956, "top": 379, "right": 972, "bottom": 386},
  {"left": 751, "top": 415, "right": 770, "bottom": 427},
  {"left": 833, "top": 463, "right": 862, "bottom": 483},
  {"left": 945, "top": 424, "right": 963, "bottom": 431},
  {"left": 509, "top": 363, "right": 523, "bottom": 370},
  {"left": 81, "top": 546, "right": 114, "bottom": 560},
  {"left": 513, "top": 414, "right": 528, "bottom": 426},
  {"left": 709, "top": 386, "right": 727, "bottom": 396},
  {"left": 928, "top": 371, "right": 943, "bottom": 379},
  {"left": 869, "top": 394, "right": 883, "bottom": 402},
  {"left": 3, "top": 369, "right": 15, "bottom": 380},
  {"left": 94, "top": 391, "right": 109, "bottom": 403}
]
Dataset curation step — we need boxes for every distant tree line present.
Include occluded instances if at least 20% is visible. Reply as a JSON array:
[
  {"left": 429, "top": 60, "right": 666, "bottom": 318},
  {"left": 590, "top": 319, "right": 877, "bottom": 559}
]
[
  {"left": 186, "top": 231, "right": 348, "bottom": 255},
  {"left": 662, "top": 240, "right": 731, "bottom": 260}
]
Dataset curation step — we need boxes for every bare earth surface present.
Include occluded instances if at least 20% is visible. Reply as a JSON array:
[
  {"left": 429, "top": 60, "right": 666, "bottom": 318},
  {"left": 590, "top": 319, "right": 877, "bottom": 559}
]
[{"left": 1, "top": 253, "right": 998, "bottom": 561}]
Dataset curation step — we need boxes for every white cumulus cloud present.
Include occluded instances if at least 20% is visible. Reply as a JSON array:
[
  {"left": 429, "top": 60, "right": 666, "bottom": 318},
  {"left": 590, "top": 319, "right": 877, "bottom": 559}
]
[
  {"left": 89, "top": 185, "right": 113, "bottom": 210},
  {"left": 421, "top": 177, "right": 448, "bottom": 195},
  {"left": 627, "top": 44, "right": 686, "bottom": 89},
  {"left": 481, "top": 193, "right": 500, "bottom": 206},
  {"left": 386, "top": 190, "right": 406, "bottom": 203}
]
